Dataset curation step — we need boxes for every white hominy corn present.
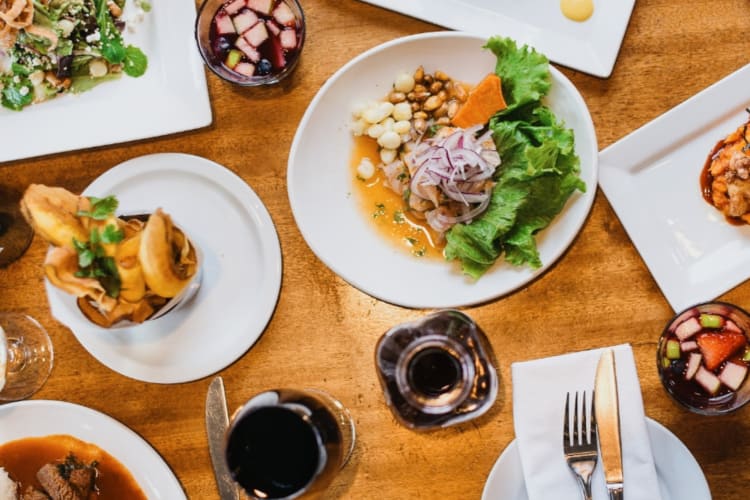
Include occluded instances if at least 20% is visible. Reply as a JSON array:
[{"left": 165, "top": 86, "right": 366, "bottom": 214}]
[
  {"left": 394, "top": 72, "right": 415, "bottom": 93},
  {"left": 378, "top": 130, "right": 401, "bottom": 150},
  {"left": 392, "top": 102, "right": 412, "bottom": 121},
  {"left": 350, "top": 119, "right": 367, "bottom": 136},
  {"left": 367, "top": 123, "right": 386, "bottom": 139},
  {"left": 393, "top": 120, "right": 411, "bottom": 135},
  {"left": 381, "top": 117, "right": 395, "bottom": 131},
  {"left": 357, "top": 158, "right": 376, "bottom": 179},
  {"left": 380, "top": 148, "right": 397, "bottom": 164},
  {"left": 363, "top": 101, "right": 394, "bottom": 124}
]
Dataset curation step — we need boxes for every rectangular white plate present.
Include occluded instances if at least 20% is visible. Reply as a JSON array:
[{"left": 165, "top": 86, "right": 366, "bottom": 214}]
[
  {"left": 599, "top": 64, "right": 750, "bottom": 312},
  {"left": 357, "top": 0, "right": 635, "bottom": 78},
  {"left": 0, "top": 0, "right": 212, "bottom": 163}
]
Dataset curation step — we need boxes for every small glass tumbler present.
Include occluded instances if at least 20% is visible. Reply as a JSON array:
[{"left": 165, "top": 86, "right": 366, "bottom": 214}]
[
  {"left": 375, "top": 309, "right": 498, "bottom": 430},
  {"left": 195, "top": 0, "right": 306, "bottom": 86},
  {"left": 224, "top": 388, "right": 355, "bottom": 499},
  {"left": 657, "top": 301, "right": 750, "bottom": 415}
]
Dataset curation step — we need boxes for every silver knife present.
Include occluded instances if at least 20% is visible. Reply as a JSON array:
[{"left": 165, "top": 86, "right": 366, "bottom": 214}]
[
  {"left": 594, "top": 349, "right": 624, "bottom": 500},
  {"left": 205, "top": 376, "right": 240, "bottom": 500}
]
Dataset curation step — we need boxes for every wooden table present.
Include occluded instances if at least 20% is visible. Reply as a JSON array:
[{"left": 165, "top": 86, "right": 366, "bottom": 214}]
[{"left": 2, "top": 1, "right": 749, "bottom": 498}]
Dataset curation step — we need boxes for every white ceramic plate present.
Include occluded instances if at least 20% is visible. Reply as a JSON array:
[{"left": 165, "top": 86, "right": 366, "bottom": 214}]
[
  {"left": 599, "top": 63, "right": 750, "bottom": 312},
  {"left": 45, "top": 153, "right": 282, "bottom": 383},
  {"left": 0, "top": 0, "right": 212, "bottom": 163},
  {"left": 287, "top": 32, "right": 598, "bottom": 309},
  {"left": 356, "top": 0, "right": 635, "bottom": 78},
  {"left": 0, "top": 400, "right": 186, "bottom": 499},
  {"left": 481, "top": 417, "right": 711, "bottom": 500}
]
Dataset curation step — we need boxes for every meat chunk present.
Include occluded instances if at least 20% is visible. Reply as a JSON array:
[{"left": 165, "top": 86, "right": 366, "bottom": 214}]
[
  {"left": 35, "top": 455, "right": 97, "bottom": 500},
  {"left": 21, "top": 486, "right": 50, "bottom": 500}
]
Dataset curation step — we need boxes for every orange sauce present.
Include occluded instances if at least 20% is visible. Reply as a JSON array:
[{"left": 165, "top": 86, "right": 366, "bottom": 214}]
[
  {"left": 350, "top": 135, "right": 445, "bottom": 259},
  {"left": 0, "top": 434, "right": 147, "bottom": 499}
]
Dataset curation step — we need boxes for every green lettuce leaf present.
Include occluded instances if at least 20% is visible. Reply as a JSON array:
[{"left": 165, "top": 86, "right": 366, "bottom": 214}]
[{"left": 443, "top": 36, "right": 586, "bottom": 279}]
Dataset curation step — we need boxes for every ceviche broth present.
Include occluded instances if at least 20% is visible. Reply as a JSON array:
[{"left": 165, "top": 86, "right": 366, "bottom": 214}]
[{"left": 350, "top": 135, "right": 442, "bottom": 258}]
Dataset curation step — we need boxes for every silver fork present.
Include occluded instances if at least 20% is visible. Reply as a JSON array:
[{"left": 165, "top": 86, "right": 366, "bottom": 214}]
[{"left": 563, "top": 391, "right": 598, "bottom": 500}]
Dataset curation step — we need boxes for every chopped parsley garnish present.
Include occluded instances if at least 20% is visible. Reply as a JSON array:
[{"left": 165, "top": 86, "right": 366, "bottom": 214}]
[{"left": 393, "top": 211, "right": 404, "bottom": 224}]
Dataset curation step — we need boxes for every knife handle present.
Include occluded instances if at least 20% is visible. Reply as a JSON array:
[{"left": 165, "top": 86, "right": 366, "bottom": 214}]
[{"left": 607, "top": 484, "right": 624, "bottom": 500}]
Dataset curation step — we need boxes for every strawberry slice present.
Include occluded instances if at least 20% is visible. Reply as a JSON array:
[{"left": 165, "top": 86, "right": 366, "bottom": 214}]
[{"left": 697, "top": 331, "right": 747, "bottom": 371}]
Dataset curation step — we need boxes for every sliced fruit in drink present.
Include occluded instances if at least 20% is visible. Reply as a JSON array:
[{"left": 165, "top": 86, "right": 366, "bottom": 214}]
[
  {"left": 225, "top": 49, "right": 243, "bottom": 69},
  {"left": 675, "top": 316, "right": 702, "bottom": 340},
  {"left": 719, "top": 361, "right": 748, "bottom": 391},
  {"left": 685, "top": 352, "right": 702, "bottom": 380},
  {"left": 700, "top": 313, "right": 723, "bottom": 328},
  {"left": 233, "top": 9, "right": 260, "bottom": 34},
  {"left": 694, "top": 366, "right": 721, "bottom": 395},
  {"left": 697, "top": 330, "right": 746, "bottom": 370}
]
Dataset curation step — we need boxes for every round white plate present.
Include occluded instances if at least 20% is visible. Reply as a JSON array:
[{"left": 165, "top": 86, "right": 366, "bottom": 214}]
[
  {"left": 287, "top": 32, "right": 598, "bottom": 309},
  {"left": 45, "top": 153, "right": 282, "bottom": 383},
  {"left": 481, "top": 418, "right": 711, "bottom": 500},
  {"left": 0, "top": 400, "right": 186, "bottom": 499}
]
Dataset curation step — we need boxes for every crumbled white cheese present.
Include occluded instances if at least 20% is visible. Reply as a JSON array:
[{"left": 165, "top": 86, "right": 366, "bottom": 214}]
[
  {"left": 85, "top": 31, "right": 101, "bottom": 43},
  {"left": 18, "top": 86, "right": 29, "bottom": 96}
]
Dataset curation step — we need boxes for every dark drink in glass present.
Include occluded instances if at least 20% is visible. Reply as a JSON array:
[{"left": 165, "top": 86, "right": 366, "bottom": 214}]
[
  {"left": 657, "top": 301, "right": 750, "bottom": 415},
  {"left": 0, "top": 186, "right": 33, "bottom": 268},
  {"left": 375, "top": 310, "right": 498, "bottom": 430},
  {"left": 224, "top": 389, "right": 354, "bottom": 499}
]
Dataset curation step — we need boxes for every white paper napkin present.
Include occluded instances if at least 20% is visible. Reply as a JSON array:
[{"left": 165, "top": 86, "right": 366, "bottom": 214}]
[{"left": 511, "top": 344, "right": 661, "bottom": 500}]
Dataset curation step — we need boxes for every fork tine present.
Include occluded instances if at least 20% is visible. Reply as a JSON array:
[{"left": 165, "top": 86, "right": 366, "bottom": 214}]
[
  {"left": 581, "top": 391, "right": 588, "bottom": 443},
  {"left": 573, "top": 391, "right": 586, "bottom": 445},
  {"left": 563, "top": 391, "right": 571, "bottom": 447}
]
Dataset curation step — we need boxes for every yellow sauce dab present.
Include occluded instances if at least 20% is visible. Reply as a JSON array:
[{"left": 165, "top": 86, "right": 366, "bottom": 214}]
[{"left": 560, "top": 0, "right": 594, "bottom": 22}]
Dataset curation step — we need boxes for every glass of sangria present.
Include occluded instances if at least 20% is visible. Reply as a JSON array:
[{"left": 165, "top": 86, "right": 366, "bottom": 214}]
[
  {"left": 657, "top": 301, "right": 750, "bottom": 415},
  {"left": 195, "top": 0, "right": 305, "bottom": 86}
]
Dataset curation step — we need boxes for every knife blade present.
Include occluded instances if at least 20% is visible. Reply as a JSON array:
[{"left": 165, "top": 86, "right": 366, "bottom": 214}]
[
  {"left": 205, "top": 376, "right": 240, "bottom": 500},
  {"left": 594, "top": 349, "right": 624, "bottom": 500}
]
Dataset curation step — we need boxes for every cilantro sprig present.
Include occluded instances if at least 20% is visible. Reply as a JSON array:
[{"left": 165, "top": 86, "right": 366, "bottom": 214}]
[{"left": 72, "top": 195, "right": 124, "bottom": 298}]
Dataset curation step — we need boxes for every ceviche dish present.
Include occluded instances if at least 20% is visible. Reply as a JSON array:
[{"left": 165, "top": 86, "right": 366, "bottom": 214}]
[
  {"left": 0, "top": 0, "right": 149, "bottom": 111},
  {"left": 20, "top": 184, "right": 200, "bottom": 328},
  {"left": 350, "top": 36, "right": 586, "bottom": 279}
]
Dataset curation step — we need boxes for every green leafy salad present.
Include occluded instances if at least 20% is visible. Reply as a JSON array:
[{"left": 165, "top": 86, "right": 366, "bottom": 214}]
[
  {"left": 443, "top": 36, "right": 586, "bottom": 279},
  {"left": 0, "top": 0, "right": 150, "bottom": 111}
]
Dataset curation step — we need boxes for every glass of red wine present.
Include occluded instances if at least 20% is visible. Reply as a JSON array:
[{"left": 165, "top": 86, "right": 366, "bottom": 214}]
[
  {"left": 0, "top": 186, "right": 33, "bottom": 267},
  {"left": 224, "top": 388, "right": 355, "bottom": 499}
]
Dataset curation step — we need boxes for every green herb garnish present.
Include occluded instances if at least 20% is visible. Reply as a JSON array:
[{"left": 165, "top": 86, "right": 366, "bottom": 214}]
[
  {"left": 73, "top": 224, "right": 124, "bottom": 298},
  {"left": 76, "top": 196, "right": 119, "bottom": 220},
  {"left": 373, "top": 203, "right": 386, "bottom": 218}
]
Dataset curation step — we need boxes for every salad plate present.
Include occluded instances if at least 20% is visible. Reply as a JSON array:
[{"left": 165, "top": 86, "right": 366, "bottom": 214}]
[
  {"left": 599, "top": 63, "right": 750, "bottom": 312},
  {"left": 287, "top": 32, "right": 597, "bottom": 309},
  {"left": 45, "top": 153, "right": 282, "bottom": 383},
  {"left": 356, "top": 0, "right": 636, "bottom": 78},
  {"left": 0, "top": 400, "right": 187, "bottom": 499},
  {"left": 481, "top": 418, "right": 711, "bottom": 500},
  {"left": 0, "top": 0, "right": 212, "bottom": 163}
]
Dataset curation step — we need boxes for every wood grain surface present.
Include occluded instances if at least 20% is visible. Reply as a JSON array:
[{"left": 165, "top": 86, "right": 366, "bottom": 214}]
[{"left": 2, "top": 1, "right": 750, "bottom": 498}]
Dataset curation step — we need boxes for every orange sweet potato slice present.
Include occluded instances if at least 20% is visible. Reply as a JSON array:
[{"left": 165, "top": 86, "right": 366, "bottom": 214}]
[{"left": 451, "top": 73, "right": 507, "bottom": 128}]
